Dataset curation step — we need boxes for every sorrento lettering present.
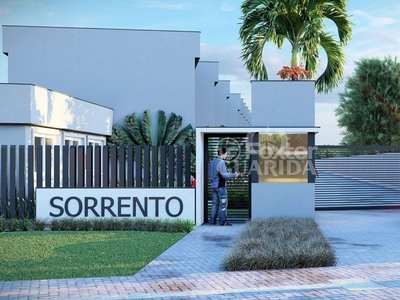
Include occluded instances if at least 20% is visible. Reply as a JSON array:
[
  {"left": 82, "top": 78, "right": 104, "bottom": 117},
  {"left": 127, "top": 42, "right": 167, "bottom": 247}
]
[{"left": 49, "top": 195, "right": 184, "bottom": 218}]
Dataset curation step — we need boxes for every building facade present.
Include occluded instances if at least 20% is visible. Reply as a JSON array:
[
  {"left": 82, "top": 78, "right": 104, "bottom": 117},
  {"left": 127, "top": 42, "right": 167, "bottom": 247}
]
[{"left": 1, "top": 25, "right": 250, "bottom": 147}]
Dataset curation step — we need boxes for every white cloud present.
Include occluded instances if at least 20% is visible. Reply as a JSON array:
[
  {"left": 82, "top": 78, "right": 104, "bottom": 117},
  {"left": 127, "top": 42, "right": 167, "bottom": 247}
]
[
  {"left": 0, "top": 8, "right": 8, "bottom": 15},
  {"left": 352, "top": 9, "right": 397, "bottom": 27},
  {"left": 200, "top": 43, "right": 249, "bottom": 79},
  {"left": 220, "top": 2, "right": 236, "bottom": 12},
  {"left": 131, "top": 1, "right": 189, "bottom": 10}
]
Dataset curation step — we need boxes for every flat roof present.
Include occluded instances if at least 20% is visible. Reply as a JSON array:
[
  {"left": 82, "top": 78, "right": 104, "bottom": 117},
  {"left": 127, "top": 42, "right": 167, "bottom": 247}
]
[
  {"left": 196, "top": 126, "right": 320, "bottom": 133},
  {"left": 2, "top": 25, "right": 201, "bottom": 34}
]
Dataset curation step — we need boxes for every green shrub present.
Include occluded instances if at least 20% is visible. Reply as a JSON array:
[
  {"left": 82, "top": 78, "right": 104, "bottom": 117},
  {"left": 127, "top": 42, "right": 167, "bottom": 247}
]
[
  {"left": 120, "top": 218, "right": 135, "bottom": 230},
  {"left": 58, "top": 218, "right": 78, "bottom": 231},
  {"left": 33, "top": 218, "right": 47, "bottom": 231},
  {"left": 50, "top": 219, "right": 62, "bottom": 231},
  {"left": 131, "top": 218, "right": 149, "bottom": 231},
  {"left": 19, "top": 218, "right": 32, "bottom": 231},
  {"left": 0, "top": 216, "right": 5, "bottom": 232},
  {"left": 162, "top": 219, "right": 195, "bottom": 233},
  {"left": 102, "top": 218, "right": 121, "bottom": 231},
  {"left": 2, "top": 217, "right": 195, "bottom": 233},
  {"left": 221, "top": 217, "right": 336, "bottom": 271},
  {"left": 9, "top": 219, "right": 19, "bottom": 232},
  {"left": 91, "top": 218, "right": 103, "bottom": 231},
  {"left": 75, "top": 219, "right": 92, "bottom": 231}
]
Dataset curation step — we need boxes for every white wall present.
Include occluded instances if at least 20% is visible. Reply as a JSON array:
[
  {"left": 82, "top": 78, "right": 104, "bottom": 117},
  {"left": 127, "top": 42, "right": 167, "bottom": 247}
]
[
  {"left": 251, "top": 183, "right": 315, "bottom": 219},
  {"left": 239, "top": 101, "right": 251, "bottom": 125},
  {"left": 0, "top": 84, "right": 113, "bottom": 135},
  {"left": 3, "top": 25, "right": 200, "bottom": 129},
  {"left": 214, "top": 80, "right": 230, "bottom": 126},
  {"left": 251, "top": 80, "right": 315, "bottom": 127},
  {"left": 227, "top": 93, "right": 242, "bottom": 126},
  {"left": 0, "top": 126, "right": 31, "bottom": 145},
  {"left": 195, "top": 61, "right": 219, "bottom": 126}
]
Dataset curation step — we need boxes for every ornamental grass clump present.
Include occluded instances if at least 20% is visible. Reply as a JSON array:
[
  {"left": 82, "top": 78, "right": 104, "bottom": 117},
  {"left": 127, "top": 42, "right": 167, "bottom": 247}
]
[{"left": 221, "top": 217, "right": 336, "bottom": 271}]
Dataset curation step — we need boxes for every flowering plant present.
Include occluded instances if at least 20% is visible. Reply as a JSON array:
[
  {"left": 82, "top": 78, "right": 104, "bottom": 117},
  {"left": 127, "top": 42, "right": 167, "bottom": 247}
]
[{"left": 277, "top": 64, "right": 312, "bottom": 81}]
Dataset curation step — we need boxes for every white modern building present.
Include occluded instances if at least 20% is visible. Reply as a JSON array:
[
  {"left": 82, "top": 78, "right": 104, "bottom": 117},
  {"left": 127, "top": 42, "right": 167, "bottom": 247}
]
[{"left": 0, "top": 25, "right": 250, "bottom": 147}]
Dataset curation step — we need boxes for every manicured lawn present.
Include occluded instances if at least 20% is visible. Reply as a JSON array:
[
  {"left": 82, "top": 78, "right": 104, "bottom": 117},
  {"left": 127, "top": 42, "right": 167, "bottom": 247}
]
[{"left": 0, "top": 231, "right": 185, "bottom": 281}]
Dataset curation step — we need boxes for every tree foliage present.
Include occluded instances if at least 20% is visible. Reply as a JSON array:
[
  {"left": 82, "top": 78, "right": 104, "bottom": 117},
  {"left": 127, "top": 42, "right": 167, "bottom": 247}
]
[
  {"left": 239, "top": 0, "right": 352, "bottom": 93},
  {"left": 108, "top": 109, "right": 196, "bottom": 173},
  {"left": 335, "top": 56, "right": 400, "bottom": 145}
]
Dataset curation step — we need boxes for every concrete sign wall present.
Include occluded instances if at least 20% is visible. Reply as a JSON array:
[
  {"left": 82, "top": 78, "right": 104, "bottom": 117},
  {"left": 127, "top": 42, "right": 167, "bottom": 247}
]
[{"left": 36, "top": 188, "right": 195, "bottom": 222}]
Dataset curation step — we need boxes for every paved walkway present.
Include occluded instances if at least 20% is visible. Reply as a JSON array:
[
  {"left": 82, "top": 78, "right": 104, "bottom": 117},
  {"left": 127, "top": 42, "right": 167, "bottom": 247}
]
[{"left": 1, "top": 209, "right": 400, "bottom": 299}]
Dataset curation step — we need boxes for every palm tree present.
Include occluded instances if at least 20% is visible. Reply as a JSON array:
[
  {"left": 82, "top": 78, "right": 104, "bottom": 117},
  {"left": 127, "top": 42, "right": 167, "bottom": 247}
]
[{"left": 239, "top": 0, "right": 352, "bottom": 93}]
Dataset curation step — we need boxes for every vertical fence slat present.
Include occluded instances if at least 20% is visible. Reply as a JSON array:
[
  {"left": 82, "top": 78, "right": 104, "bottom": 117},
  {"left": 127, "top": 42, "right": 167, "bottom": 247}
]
[
  {"left": 77, "top": 146, "right": 85, "bottom": 187},
  {"left": 54, "top": 146, "right": 60, "bottom": 187},
  {"left": 176, "top": 146, "right": 183, "bottom": 187},
  {"left": 69, "top": 146, "right": 76, "bottom": 187},
  {"left": 185, "top": 146, "right": 191, "bottom": 188},
  {"left": 62, "top": 145, "right": 69, "bottom": 187},
  {"left": 27, "top": 146, "right": 34, "bottom": 219},
  {"left": 143, "top": 146, "right": 150, "bottom": 187},
  {"left": 160, "top": 146, "right": 166, "bottom": 188},
  {"left": 151, "top": 146, "right": 158, "bottom": 188},
  {"left": 110, "top": 146, "right": 117, "bottom": 187},
  {"left": 102, "top": 146, "right": 109, "bottom": 187},
  {"left": 18, "top": 146, "right": 25, "bottom": 218},
  {"left": 0, "top": 146, "right": 7, "bottom": 217},
  {"left": 94, "top": 146, "right": 101, "bottom": 188},
  {"left": 127, "top": 146, "right": 134, "bottom": 187},
  {"left": 36, "top": 145, "right": 43, "bottom": 188},
  {"left": 118, "top": 146, "right": 126, "bottom": 187},
  {"left": 168, "top": 146, "right": 175, "bottom": 187},
  {"left": 135, "top": 146, "right": 142, "bottom": 187},
  {"left": 249, "top": 133, "right": 259, "bottom": 185},
  {"left": 9, "top": 145, "right": 16, "bottom": 218},
  {"left": 45, "top": 145, "right": 52, "bottom": 187},
  {"left": 86, "top": 146, "right": 93, "bottom": 188}
]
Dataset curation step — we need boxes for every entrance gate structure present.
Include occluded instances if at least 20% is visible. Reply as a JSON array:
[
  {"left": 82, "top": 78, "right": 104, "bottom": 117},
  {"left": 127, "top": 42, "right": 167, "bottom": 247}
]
[
  {"left": 195, "top": 126, "right": 319, "bottom": 225},
  {"left": 194, "top": 80, "right": 319, "bottom": 225}
]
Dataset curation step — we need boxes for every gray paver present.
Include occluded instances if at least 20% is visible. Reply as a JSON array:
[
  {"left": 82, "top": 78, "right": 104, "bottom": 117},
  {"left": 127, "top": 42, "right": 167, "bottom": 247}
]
[{"left": 0, "top": 209, "right": 400, "bottom": 299}]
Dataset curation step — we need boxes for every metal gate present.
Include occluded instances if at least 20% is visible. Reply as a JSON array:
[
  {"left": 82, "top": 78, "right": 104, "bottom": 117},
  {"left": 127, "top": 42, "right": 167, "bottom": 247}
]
[
  {"left": 315, "top": 145, "right": 400, "bottom": 209},
  {"left": 204, "top": 134, "right": 250, "bottom": 223}
]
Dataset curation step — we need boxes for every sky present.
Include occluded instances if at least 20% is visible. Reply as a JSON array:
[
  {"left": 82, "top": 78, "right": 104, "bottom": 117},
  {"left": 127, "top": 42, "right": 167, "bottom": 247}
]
[{"left": 0, "top": 0, "right": 400, "bottom": 145}]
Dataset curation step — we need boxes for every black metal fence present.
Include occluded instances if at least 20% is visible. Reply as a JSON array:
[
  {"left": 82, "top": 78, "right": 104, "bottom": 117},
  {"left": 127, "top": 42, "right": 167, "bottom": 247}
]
[
  {"left": 315, "top": 145, "right": 400, "bottom": 209},
  {"left": 0, "top": 145, "right": 192, "bottom": 219},
  {"left": 3, "top": 144, "right": 400, "bottom": 219}
]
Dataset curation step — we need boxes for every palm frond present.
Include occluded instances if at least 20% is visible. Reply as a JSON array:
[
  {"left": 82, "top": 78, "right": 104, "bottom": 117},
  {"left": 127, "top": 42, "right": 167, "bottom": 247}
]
[
  {"left": 107, "top": 123, "right": 136, "bottom": 146},
  {"left": 316, "top": 32, "right": 345, "bottom": 93},
  {"left": 163, "top": 113, "right": 182, "bottom": 146},
  {"left": 125, "top": 112, "right": 147, "bottom": 145},
  {"left": 173, "top": 124, "right": 194, "bottom": 146},
  {"left": 156, "top": 110, "right": 167, "bottom": 146},
  {"left": 142, "top": 109, "right": 153, "bottom": 145},
  {"left": 319, "top": 1, "right": 352, "bottom": 45}
]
